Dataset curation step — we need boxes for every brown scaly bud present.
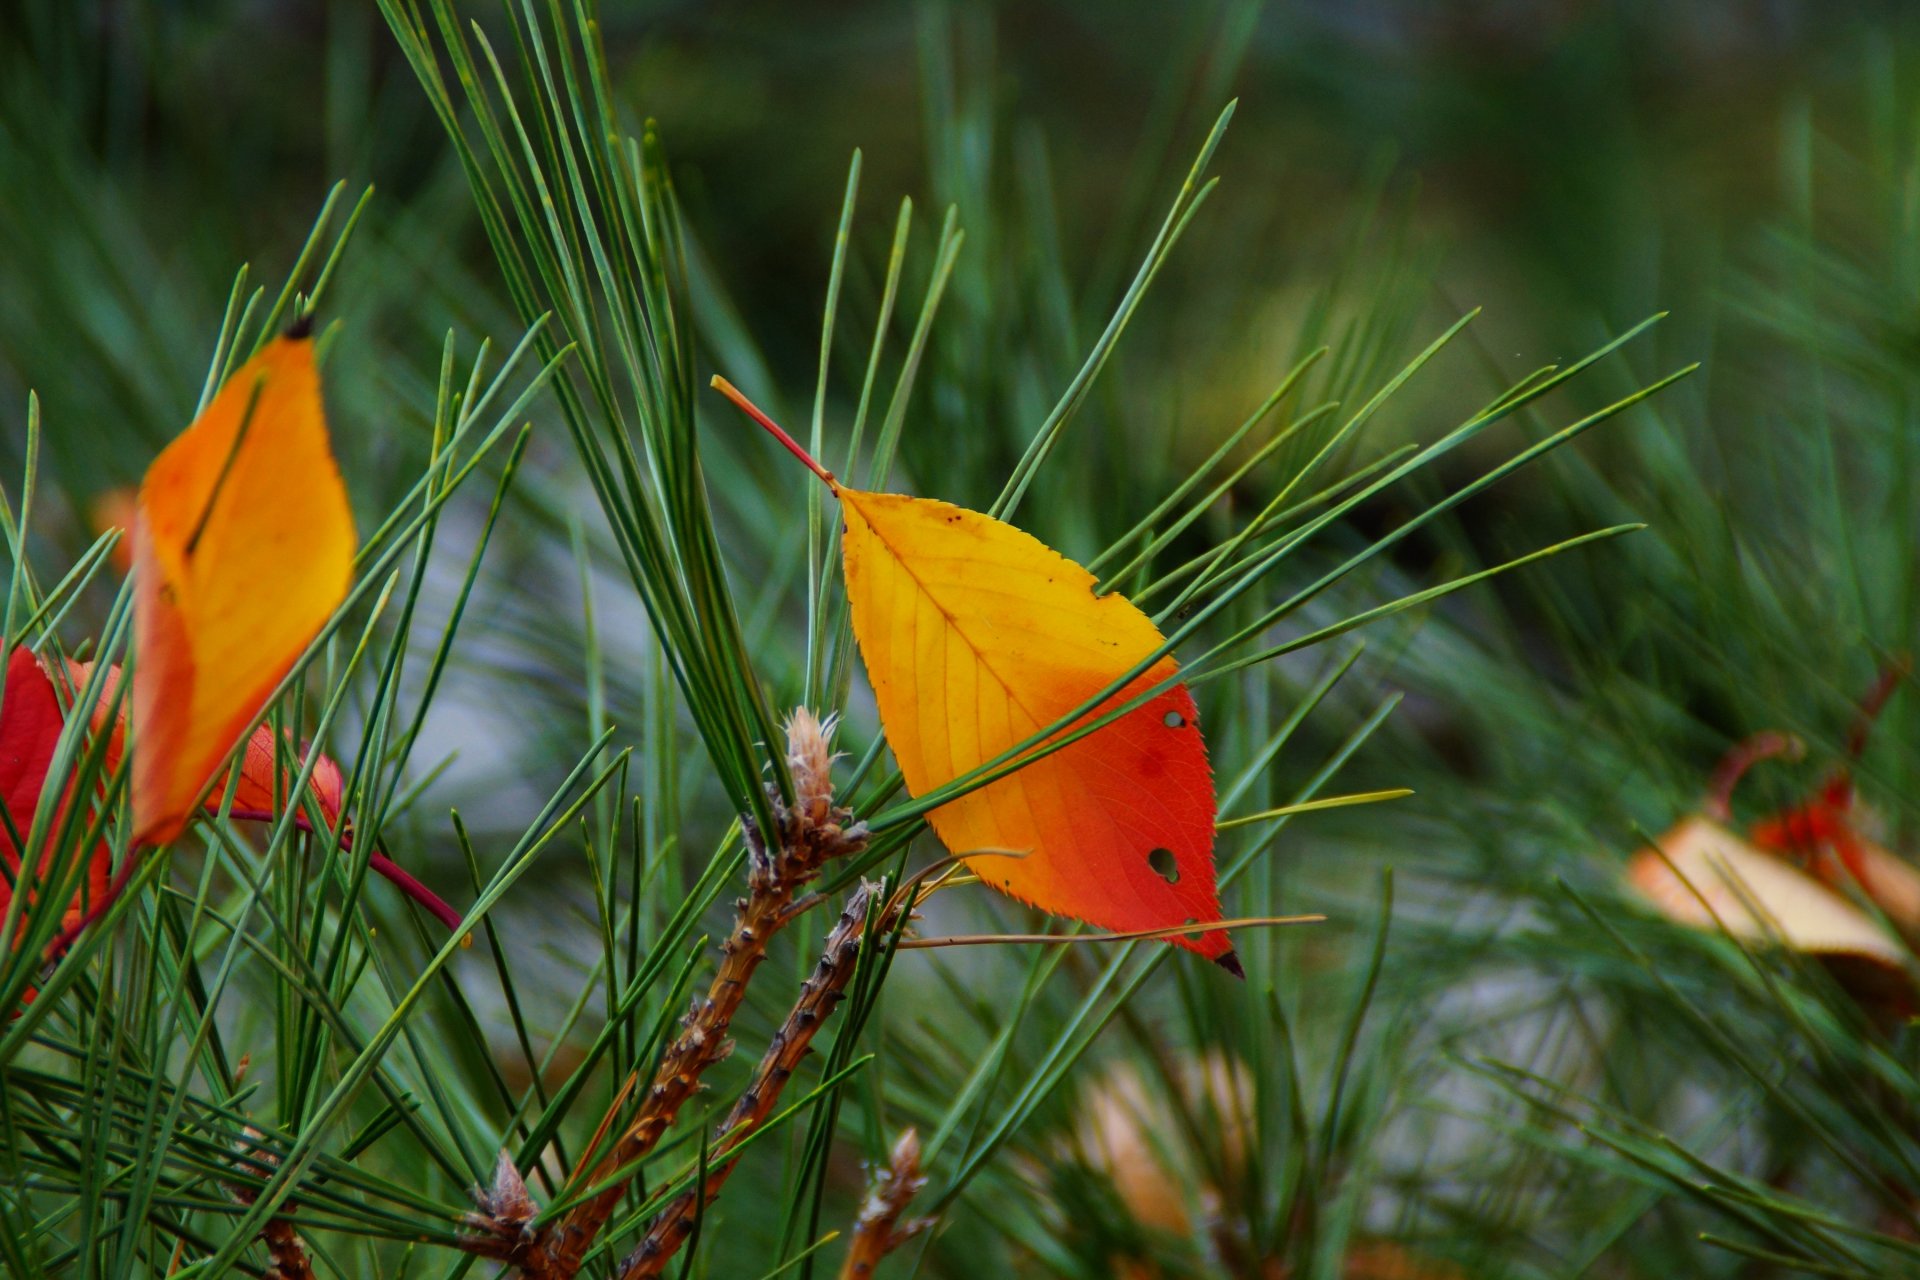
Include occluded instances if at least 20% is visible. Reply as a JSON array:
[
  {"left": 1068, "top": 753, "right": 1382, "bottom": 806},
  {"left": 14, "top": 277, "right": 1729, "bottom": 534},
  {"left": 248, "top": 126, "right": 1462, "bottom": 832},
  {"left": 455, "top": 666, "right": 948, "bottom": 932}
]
[
  {"left": 463, "top": 1150, "right": 542, "bottom": 1263},
  {"left": 481, "top": 1150, "right": 538, "bottom": 1228},
  {"left": 522, "top": 709, "right": 870, "bottom": 1278},
  {"left": 784, "top": 707, "right": 843, "bottom": 829},
  {"left": 839, "top": 1128, "right": 934, "bottom": 1279}
]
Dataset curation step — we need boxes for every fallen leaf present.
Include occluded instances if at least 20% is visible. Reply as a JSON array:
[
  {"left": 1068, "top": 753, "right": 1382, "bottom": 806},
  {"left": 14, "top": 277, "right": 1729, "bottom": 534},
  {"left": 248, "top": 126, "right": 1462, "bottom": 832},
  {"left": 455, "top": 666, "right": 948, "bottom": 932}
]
[
  {"left": 132, "top": 329, "right": 355, "bottom": 844},
  {"left": 1752, "top": 800, "right": 1920, "bottom": 937},
  {"left": 1074, "top": 1051, "right": 1254, "bottom": 1237},
  {"left": 714, "top": 378, "right": 1231, "bottom": 966},
  {"left": 1710, "top": 666, "right": 1920, "bottom": 939},
  {"left": 1069, "top": 1051, "right": 1457, "bottom": 1278},
  {"left": 1627, "top": 815, "right": 1909, "bottom": 974},
  {"left": 1342, "top": 1243, "right": 1467, "bottom": 1280}
]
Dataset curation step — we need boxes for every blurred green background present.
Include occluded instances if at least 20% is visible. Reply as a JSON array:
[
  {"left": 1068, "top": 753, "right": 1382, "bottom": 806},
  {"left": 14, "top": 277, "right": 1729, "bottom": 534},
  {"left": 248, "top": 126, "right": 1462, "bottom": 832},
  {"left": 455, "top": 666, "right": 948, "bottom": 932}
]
[
  {"left": 10, "top": 1, "right": 1909, "bottom": 474},
  {"left": 9, "top": 2, "right": 1920, "bottom": 1277}
]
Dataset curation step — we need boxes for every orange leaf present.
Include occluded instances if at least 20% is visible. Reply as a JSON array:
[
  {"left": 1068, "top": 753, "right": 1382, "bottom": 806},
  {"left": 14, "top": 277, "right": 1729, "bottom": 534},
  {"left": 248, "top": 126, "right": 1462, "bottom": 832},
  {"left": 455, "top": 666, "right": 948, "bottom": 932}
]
[
  {"left": 713, "top": 378, "right": 1230, "bottom": 967},
  {"left": 229, "top": 725, "right": 346, "bottom": 828},
  {"left": 132, "top": 331, "right": 355, "bottom": 844},
  {"left": 1075, "top": 1050, "right": 1254, "bottom": 1237},
  {"left": 73, "top": 661, "right": 343, "bottom": 833},
  {"left": 62, "top": 658, "right": 457, "bottom": 932},
  {"left": 1752, "top": 801, "right": 1920, "bottom": 937},
  {"left": 88, "top": 486, "right": 138, "bottom": 576}
]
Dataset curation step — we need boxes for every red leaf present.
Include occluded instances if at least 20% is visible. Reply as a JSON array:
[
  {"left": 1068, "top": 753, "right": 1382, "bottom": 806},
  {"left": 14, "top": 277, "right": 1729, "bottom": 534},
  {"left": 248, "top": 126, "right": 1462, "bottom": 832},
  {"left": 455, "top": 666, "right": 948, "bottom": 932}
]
[
  {"left": 229, "top": 725, "right": 345, "bottom": 829},
  {"left": 0, "top": 649, "right": 112, "bottom": 946}
]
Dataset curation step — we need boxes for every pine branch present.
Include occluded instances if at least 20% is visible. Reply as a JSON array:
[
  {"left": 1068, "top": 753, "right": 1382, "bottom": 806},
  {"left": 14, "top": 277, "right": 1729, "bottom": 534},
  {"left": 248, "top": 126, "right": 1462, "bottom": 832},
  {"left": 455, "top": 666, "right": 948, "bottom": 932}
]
[
  {"left": 617, "top": 879, "right": 904, "bottom": 1279},
  {"left": 230, "top": 1128, "right": 314, "bottom": 1280},
  {"left": 504, "top": 711, "right": 866, "bottom": 1278},
  {"left": 259, "top": 1219, "right": 316, "bottom": 1280},
  {"left": 838, "top": 1129, "right": 933, "bottom": 1280}
]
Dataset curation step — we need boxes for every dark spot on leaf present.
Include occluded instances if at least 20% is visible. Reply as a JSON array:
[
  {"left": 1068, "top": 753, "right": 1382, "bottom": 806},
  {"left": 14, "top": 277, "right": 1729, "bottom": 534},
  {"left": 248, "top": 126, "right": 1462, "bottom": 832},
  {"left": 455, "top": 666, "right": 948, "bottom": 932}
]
[{"left": 1147, "top": 848, "right": 1178, "bottom": 883}]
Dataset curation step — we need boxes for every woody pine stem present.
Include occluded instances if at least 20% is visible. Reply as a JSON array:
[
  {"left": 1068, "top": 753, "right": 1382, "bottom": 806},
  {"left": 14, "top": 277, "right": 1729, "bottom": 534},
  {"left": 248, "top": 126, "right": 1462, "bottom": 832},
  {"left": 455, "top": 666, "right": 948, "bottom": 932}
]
[
  {"left": 516, "top": 710, "right": 867, "bottom": 1278},
  {"left": 231, "top": 1128, "right": 315, "bottom": 1280},
  {"left": 260, "top": 1219, "right": 316, "bottom": 1280},
  {"left": 838, "top": 1128, "right": 933, "bottom": 1280},
  {"left": 617, "top": 880, "right": 902, "bottom": 1280}
]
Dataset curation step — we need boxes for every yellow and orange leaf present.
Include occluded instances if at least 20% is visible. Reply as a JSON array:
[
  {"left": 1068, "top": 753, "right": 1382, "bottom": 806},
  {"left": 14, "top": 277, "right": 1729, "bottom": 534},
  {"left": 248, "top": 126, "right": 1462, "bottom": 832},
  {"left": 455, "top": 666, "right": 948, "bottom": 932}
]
[
  {"left": 132, "top": 331, "right": 355, "bottom": 844},
  {"left": 840, "top": 490, "right": 1229, "bottom": 963},
  {"left": 711, "top": 377, "right": 1230, "bottom": 967}
]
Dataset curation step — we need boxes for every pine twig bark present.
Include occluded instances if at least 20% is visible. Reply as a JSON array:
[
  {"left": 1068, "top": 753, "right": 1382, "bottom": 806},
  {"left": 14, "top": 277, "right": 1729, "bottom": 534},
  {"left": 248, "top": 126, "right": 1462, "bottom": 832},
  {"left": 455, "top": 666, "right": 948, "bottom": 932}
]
[
  {"left": 258, "top": 1219, "right": 316, "bottom": 1280},
  {"left": 489, "top": 711, "right": 866, "bottom": 1279},
  {"left": 617, "top": 880, "right": 902, "bottom": 1279},
  {"left": 838, "top": 1129, "right": 933, "bottom": 1280},
  {"left": 229, "top": 1128, "right": 314, "bottom": 1280}
]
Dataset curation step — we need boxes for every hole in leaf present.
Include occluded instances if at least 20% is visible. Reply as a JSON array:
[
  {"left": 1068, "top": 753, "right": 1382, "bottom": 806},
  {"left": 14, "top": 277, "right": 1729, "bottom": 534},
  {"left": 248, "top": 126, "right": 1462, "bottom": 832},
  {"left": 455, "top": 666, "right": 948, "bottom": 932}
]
[
  {"left": 1147, "top": 847, "right": 1179, "bottom": 884},
  {"left": 1163, "top": 710, "right": 1185, "bottom": 729}
]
